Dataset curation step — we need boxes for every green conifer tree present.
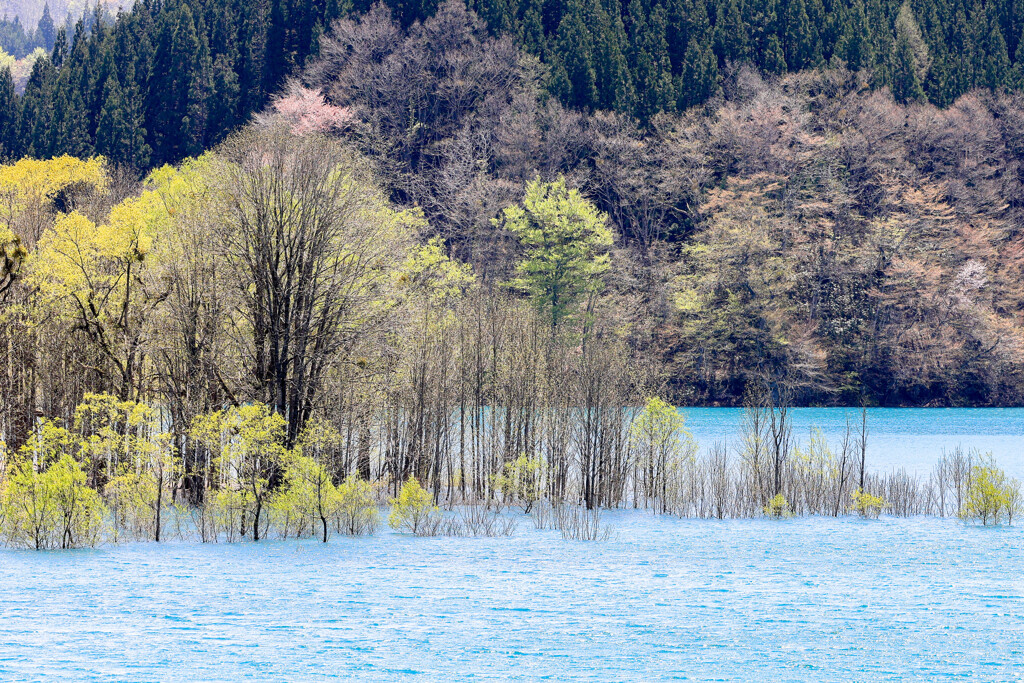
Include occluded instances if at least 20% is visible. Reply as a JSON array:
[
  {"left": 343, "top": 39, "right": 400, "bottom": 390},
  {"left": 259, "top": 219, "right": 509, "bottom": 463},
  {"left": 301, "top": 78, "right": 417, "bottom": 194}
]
[
  {"left": 0, "top": 67, "right": 20, "bottom": 159},
  {"left": 892, "top": 30, "right": 925, "bottom": 102},
  {"left": 679, "top": 33, "right": 719, "bottom": 109},
  {"left": 785, "top": 0, "right": 815, "bottom": 70},
  {"left": 555, "top": 0, "right": 598, "bottom": 109},
  {"left": 715, "top": 0, "right": 750, "bottom": 64}
]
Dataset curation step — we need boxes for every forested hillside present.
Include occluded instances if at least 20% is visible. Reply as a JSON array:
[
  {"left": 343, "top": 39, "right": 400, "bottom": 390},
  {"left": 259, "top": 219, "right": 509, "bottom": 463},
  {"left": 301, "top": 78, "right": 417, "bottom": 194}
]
[
  {"left": 295, "top": 3, "right": 1024, "bottom": 406},
  {"left": 0, "top": 0, "right": 1023, "bottom": 458},
  {"left": 3, "top": 0, "right": 1024, "bottom": 169},
  {"left": 1, "top": 1, "right": 126, "bottom": 28}
]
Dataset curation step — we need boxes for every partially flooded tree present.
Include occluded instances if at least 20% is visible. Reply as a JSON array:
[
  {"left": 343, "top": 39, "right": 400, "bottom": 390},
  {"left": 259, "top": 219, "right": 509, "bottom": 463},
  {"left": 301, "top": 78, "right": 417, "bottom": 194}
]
[
  {"left": 961, "top": 455, "right": 1019, "bottom": 526},
  {"left": 190, "top": 403, "right": 289, "bottom": 541},
  {"left": 629, "top": 396, "right": 685, "bottom": 512}
]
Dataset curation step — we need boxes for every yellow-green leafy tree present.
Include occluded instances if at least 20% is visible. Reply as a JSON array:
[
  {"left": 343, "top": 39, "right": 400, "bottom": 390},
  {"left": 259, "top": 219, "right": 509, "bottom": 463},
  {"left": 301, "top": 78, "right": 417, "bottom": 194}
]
[
  {"left": 29, "top": 188, "right": 170, "bottom": 400},
  {"left": 388, "top": 477, "right": 440, "bottom": 535},
  {"left": 496, "top": 176, "right": 612, "bottom": 332},
  {"left": 492, "top": 455, "right": 546, "bottom": 512},
  {"left": 961, "top": 455, "right": 1019, "bottom": 526},
  {"left": 2, "top": 426, "right": 106, "bottom": 550},
  {"left": 852, "top": 488, "right": 885, "bottom": 518},
  {"left": 391, "top": 236, "right": 475, "bottom": 488},
  {"left": 336, "top": 476, "right": 379, "bottom": 535},
  {"left": 0, "top": 155, "right": 108, "bottom": 246},
  {"left": 74, "top": 394, "right": 176, "bottom": 542},
  {"left": 190, "top": 403, "right": 288, "bottom": 541},
  {"left": 630, "top": 397, "right": 690, "bottom": 513},
  {"left": 0, "top": 156, "right": 110, "bottom": 450},
  {"left": 290, "top": 418, "right": 346, "bottom": 542}
]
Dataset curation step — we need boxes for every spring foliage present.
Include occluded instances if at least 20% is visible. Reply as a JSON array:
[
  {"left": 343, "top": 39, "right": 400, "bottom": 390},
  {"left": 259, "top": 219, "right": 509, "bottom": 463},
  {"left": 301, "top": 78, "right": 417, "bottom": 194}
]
[
  {"left": 388, "top": 478, "right": 440, "bottom": 535},
  {"left": 852, "top": 489, "right": 885, "bottom": 519},
  {"left": 2, "top": 453, "right": 106, "bottom": 550},
  {"left": 961, "top": 456, "right": 1020, "bottom": 526},
  {"left": 498, "top": 177, "right": 612, "bottom": 330},
  {"left": 491, "top": 455, "right": 545, "bottom": 512}
]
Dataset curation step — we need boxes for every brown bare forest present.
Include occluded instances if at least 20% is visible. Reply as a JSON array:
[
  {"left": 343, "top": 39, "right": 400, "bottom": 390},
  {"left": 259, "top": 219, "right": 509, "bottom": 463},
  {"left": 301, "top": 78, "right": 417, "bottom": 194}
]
[{"left": 298, "top": 3, "right": 1024, "bottom": 407}]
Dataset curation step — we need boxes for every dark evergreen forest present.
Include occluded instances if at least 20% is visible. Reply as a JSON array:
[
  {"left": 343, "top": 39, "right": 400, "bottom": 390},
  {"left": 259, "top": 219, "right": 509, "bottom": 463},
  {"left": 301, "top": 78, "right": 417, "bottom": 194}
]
[{"left": 2, "top": 0, "right": 1024, "bottom": 170}]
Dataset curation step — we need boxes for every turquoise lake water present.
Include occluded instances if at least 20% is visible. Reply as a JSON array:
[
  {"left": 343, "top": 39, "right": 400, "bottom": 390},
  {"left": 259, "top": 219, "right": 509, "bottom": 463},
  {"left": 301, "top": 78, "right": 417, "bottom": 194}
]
[
  {"left": 1, "top": 408, "right": 1023, "bottom": 681},
  {"left": 681, "top": 407, "right": 1024, "bottom": 478}
]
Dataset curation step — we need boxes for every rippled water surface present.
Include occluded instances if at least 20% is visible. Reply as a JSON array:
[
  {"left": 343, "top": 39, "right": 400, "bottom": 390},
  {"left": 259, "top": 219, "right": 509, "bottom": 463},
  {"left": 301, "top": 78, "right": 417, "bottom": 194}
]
[
  {"left": 2, "top": 408, "right": 1024, "bottom": 681},
  {"left": 2, "top": 514, "right": 1023, "bottom": 681}
]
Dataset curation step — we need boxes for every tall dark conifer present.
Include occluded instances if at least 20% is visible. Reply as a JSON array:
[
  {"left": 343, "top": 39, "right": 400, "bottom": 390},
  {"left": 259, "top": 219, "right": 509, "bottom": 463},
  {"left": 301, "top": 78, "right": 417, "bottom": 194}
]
[
  {"left": 38, "top": 4, "right": 57, "bottom": 51},
  {"left": 892, "top": 29, "right": 925, "bottom": 102},
  {"left": 555, "top": 0, "right": 598, "bottom": 109},
  {"left": 0, "top": 67, "right": 20, "bottom": 160},
  {"left": 785, "top": 0, "right": 816, "bottom": 70},
  {"left": 20, "top": 56, "right": 58, "bottom": 158},
  {"left": 679, "top": 32, "right": 719, "bottom": 109}
]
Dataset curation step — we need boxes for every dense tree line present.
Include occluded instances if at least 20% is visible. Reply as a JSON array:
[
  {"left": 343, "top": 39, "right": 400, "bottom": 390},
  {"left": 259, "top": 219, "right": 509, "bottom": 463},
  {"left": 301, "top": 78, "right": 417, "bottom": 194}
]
[
  {"left": 0, "top": 0, "right": 349, "bottom": 169},
  {"left": 1, "top": 1, "right": 127, "bottom": 31},
  {"left": 294, "top": 3, "right": 1024, "bottom": 406},
  {"left": 1, "top": 0, "right": 1023, "bottom": 424},
  {"left": 475, "top": 0, "right": 1024, "bottom": 116},
  {"left": 4, "top": 0, "right": 1024, "bottom": 172},
  {"left": 0, "top": 5, "right": 57, "bottom": 58},
  {"left": 2, "top": 4, "right": 1024, "bottom": 547}
]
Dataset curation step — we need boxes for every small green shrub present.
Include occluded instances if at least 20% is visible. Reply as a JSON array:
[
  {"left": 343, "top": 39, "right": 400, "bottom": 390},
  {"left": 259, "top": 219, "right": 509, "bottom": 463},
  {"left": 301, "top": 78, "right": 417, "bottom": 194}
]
[
  {"left": 852, "top": 488, "right": 885, "bottom": 519},
  {"left": 388, "top": 477, "right": 440, "bottom": 535},
  {"left": 763, "top": 493, "right": 791, "bottom": 518}
]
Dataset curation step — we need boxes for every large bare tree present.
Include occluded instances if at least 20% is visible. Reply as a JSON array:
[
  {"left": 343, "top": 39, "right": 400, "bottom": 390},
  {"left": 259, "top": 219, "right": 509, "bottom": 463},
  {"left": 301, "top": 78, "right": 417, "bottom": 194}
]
[{"left": 218, "top": 125, "right": 411, "bottom": 443}]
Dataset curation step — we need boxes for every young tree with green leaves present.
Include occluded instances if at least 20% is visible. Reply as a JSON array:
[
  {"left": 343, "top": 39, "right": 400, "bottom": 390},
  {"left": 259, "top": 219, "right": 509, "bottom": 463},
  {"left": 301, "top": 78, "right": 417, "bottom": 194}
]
[
  {"left": 629, "top": 396, "right": 688, "bottom": 512},
  {"left": 496, "top": 176, "right": 612, "bottom": 332},
  {"left": 190, "top": 403, "right": 290, "bottom": 541},
  {"left": 961, "top": 455, "right": 1020, "bottom": 526}
]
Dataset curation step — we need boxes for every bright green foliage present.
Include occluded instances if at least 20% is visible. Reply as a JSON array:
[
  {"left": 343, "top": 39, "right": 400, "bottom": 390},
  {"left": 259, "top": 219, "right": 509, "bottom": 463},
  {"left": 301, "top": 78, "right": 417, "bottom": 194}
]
[
  {"left": 17, "top": 418, "right": 75, "bottom": 471},
  {"left": 190, "top": 403, "right": 289, "bottom": 541},
  {"left": 290, "top": 419, "right": 347, "bottom": 539},
  {"left": 852, "top": 488, "right": 885, "bottom": 518},
  {"left": 388, "top": 477, "right": 440, "bottom": 535},
  {"left": 2, "top": 453, "right": 106, "bottom": 550},
  {"left": 764, "top": 493, "right": 792, "bottom": 518},
  {"left": 206, "top": 488, "right": 248, "bottom": 543},
  {"left": 497, "top": 177, "right": 612, "bottom": 331},
  {"left": 492, "top": 455, "right": 545, "bottom": 512},
  {"left": 74, "top": 394, "right": 169, "bottom": 481},
  {"left": 277, "top": 453, "right": 338, "bottom": 541},
  {"left": 336, "top": 476, "right": 380, "bottom": 535},
  {"left": 398, "top": 236, "right": 476, "bottom": 303},
  {"left": 48, "top": 453, "right": 107, "bottom": 548},
  {"left": 269, "top": 456, "right": 318, "bottom": 540},
  {"left": 961, "top": 455, "right": 1019, "bottom": 526},
  {"left": 106, "top": 468, "right": 163, "bottom": 542},
  {"left": 631, "top": 397, "right": 697, "bottom": 513},
  {"left": 29, "top": 183, "right": 170, "bottom": 399},
  {"left": 631, "top": 397, "right": 684, "bottom": 449}
]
